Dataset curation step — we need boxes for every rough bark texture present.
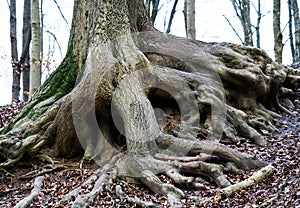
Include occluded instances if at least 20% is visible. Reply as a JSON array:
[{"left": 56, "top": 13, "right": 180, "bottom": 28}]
[{"left": 0, "top": 0, "right": 299, "bottom": 207}]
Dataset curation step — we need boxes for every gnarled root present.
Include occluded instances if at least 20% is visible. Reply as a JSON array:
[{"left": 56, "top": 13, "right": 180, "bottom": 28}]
[{"left": 0, "top": 104, "right": 61, "bottom": 168}]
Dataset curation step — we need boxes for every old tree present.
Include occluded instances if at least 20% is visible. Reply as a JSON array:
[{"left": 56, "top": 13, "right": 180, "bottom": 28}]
[{"left": 1, "top": 0, "right": 300, "bottom": 207}]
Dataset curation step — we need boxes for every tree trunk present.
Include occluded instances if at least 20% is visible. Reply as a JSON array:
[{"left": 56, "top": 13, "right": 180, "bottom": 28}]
[
  {"left": 288, "top": 0, "right": 296, "bottom": 63},
  {"left": 184, "top": 0, "right": 196, "bottom": 40},
  {"left": 30, "top": 0, "right": 41, "bottom": 96},
  {"left": 0, "top": 0, "right": 299, "bottom": 207},
  {"left": 10, "top": 0, "right": 20, "bottom": 101},
  {"left": 291, "top": 0, "right": 300, "bottom": 62},
  {"left": 255, "top": 0, "right": 262, "bottom": 48},
  {"left": 22, "top": 0, "right": 31, "bottom": 102},
  {"left": 273, "top": 0, "right": 283, "bottom": 63},
  {"left": 166, "top": 0, "right": 179, "bottom": 34},
  {"left": 230, "top": 0, "right": 254, "bottom": 46},
  {"left": 145, "top": 0, "right": 160, "bottom": 25}
]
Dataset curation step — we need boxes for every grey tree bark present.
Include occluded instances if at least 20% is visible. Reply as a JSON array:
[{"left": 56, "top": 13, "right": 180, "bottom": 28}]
[
  {"left": 10, "top": 0, "right": 20, "bottom": 101},
  {"left": 230, "top": 0, "right": 254, "bottom": 46},
  {"left": 184, "top": 0, "right": 196, "bottom": 40},
  {"left": 291, "top": 0, "right": 300, "bottom": 62},
  {"left": 273, "top": 0, "right": 283, "bottom": 63},
  {"left": 145, "top": 0, "right": 160, "bottom": 25},
  {"left": 288, "top": 0, "right": 296, "bottom": 62},
  {"left": 22, "top": 0, "right": 31, "bottom": 102},
  {"left": 0, "top": 0, "right": 299, "bottom": 207},
  {"left": 30, "top": 0, "right": 41, "bottom": 96}
]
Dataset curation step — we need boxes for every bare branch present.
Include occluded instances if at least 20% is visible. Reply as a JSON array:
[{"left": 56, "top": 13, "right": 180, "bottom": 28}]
[
  {"left": 223, "top": 15, "right": 244, "bottom": 44},
  {"left": 45, "top": 30, "right": 63, "bottom": 58},
  {"left": 52, "top": 0, "right": 70, "bottom": 30}
]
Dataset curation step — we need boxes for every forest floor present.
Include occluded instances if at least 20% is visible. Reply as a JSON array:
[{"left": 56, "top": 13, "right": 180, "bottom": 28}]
[{"left": 0, "top": 89, "right": 299, "bottom": 208}]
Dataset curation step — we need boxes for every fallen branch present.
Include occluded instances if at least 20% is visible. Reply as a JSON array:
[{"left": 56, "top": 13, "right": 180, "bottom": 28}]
[
  {"left": 14, "top": 176, "right": 44, "bottom": 208},
  {"left": 219, "top": 164, "right": 276, "bottom": 198}
]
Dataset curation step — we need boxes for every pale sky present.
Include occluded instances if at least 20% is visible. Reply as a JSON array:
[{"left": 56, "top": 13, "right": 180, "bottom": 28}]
[{"left": 0, "top": 0, "right": 297, "bottom": 105}]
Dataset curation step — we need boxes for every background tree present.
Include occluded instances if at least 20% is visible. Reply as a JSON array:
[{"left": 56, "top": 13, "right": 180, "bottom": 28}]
[
  {"left": 166, "top": 0, "right": 179, "bottom": 33},
  {"left": 291, "top": 0, "right": 300, "bottom": 62},
  {"left": 10, "top": 0, "right": 20, "bottom": 101},
  {"left": 145, "top": 0, "right": 160, "bottom": 25},
  {"left": 10, "top": 0, "right": 32, "bottom": 102},
  {"left": 288, "top": 0, "right": 296, "bottom": 62},
  {"left": 230, "top": 0, "right": 254, "bottom": 46},
  {"left": 0, "top": 0, "right": 299, "bottom": 206},
  {"left": 253, "top": 0, "right": 262, "bottom": 48},
  {"left": 22, "top": 0, "right": 31, "bottom": 102},
  {"left": 30, "top": 0, "right": 41, "bottom": 96},
  {"left": 184, "top": 0, "right": 196, "bottom": 40},
  {"left": 273, "top": 0, "right": 283, "bottom": 63}
]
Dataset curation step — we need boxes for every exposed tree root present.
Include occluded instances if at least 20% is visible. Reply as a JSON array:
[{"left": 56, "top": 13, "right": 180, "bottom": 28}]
[
  {"left": 14, "top": 176, "right": 44, "bottom": 208},
  {"left": 0, "top": 14, "right": 298, "bottom": 207},
  {"left": 60, "top": 154, "right": 120, "bottom": 207}
]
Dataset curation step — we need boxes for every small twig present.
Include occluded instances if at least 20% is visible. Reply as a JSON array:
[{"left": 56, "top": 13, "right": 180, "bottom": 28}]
[
  {"left": 254, "top": 196, "right": 277, "bottom": 208},
  {"left": 19, "top": 165, "right": 66, "bottom": 180},
  {"left": 223, "top": 14, "right": 244, "bottom": 45},
  {"left": 52, "top": 0, "right": 70, "bottom": 30},
  {"left": 45, "top": 30, "right": 63, "bottom": 58}
]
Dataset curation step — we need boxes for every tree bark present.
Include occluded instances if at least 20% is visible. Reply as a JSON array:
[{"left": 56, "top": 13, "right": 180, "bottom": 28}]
[
  {"left": 184, "top": 0, "right": 196, "bottom": 40},
  {"left": 255, "top": 0, "right": 262, "bottom": 48},
  {"left": 10, "top": 0, "right": 20, "bottom": 101},
  {"left": 273, "top": 0, "right": 283, "bottom": 63},
  {"left": 288, "top": 0, "right": 296, "bottom": 62},
  {"left": 22, "top": 0, "right": 31, "bottom": 102},
  {"left": 230, "top": 0, "right": 254, "bottom": 46},
  {"left": 30, "top": 0, "right": 41, "bottom": 96},
  {"left": 291, "top": 0, "right": 300, "bottom": 62},
  {"left": 0, "top": 0, "right": 299, "bottom": 207}
]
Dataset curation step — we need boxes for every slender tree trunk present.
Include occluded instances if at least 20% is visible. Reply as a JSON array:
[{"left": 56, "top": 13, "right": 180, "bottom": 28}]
[
  {"left": 184, "top": 0, "right": 196, "bottom": 40},
  {"left": 256, "top": 0, "right": 262, "bottom": 48},
  {"left": 22, "top": 0, "right": 31, "bottom": 102},
  {"left": 230, "top": 0, "right": 253, "bottom": 46},
  {"left": 40, "top": 0, "right": 44, "bottom": 61},
  {"left": 166, "top": 0, "right": 178, "bottom": 33},
  {"left": 243, "top": 0, "right": 253, "bottom": 46},
  {"left": 273, "top": 0, "right": 283, "bottom": 63},
  {"left": 30, "top": 0, "right": 41, "bottom": 95},
  {"left": 288, "top": 0, "right": 296, "bottom": 63},
  {"left": 145, "top": 0, "right": 159, "bottom": 25},
  {"left": 291, "top": 0, "right": 300, "bottom": 62},
  {"left": 10, "top": 0, "right": 20, "bottom": 101}
]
